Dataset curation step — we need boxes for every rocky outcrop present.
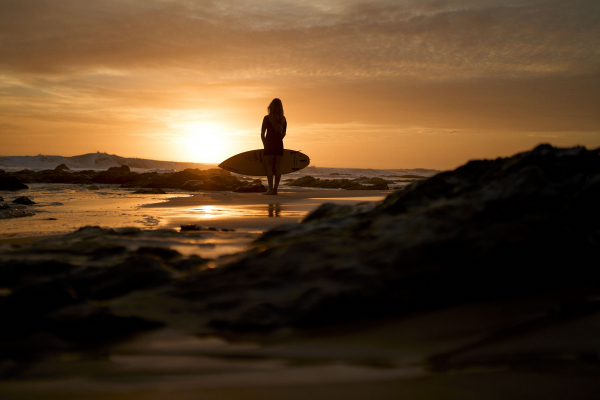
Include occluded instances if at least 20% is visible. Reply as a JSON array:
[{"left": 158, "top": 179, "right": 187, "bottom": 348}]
[
  {"left": 12, "top": 196, "right": 36, "bottom": 205},
  {"left": 0, "top": 167, "right": 266, "bottom": 193},
  {"left": 134, "top": 188, "right": 167, "bottom": 194},
  {"left": 54, "top": 164, "right": 70, "bottom": 171},
  {"left": 0, "top": 175, "right": 28, "bottom": 190},
  {"left": 289, "top": 176, "right": 390, "bottom": 190},
  {"left": 170, "top": 144, "right": 600, "bottom": 331},
  {"left": 0, "top": 227, "right": 209, "bottom": 361},
  {"left": 178, "top": 175, "right": 245, "bottom": 191},
  {"left": 107, "top": 165, "right": 130, "bottom": 173},
  {"left": 0, "top": 203, "right": 35, "bottom": 219},
  {"left": 233, "top": 183, "right": 267, "bottom": 193}
]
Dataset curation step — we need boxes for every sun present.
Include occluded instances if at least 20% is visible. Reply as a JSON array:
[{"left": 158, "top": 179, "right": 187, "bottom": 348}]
[{"left": 180, "top": 122, "right": 230, "bottom": 164}]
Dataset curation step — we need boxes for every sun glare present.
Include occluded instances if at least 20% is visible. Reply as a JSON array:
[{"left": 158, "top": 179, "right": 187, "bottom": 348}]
[{"left": 180, "top": 122, "right": 231, "bottom": 164}]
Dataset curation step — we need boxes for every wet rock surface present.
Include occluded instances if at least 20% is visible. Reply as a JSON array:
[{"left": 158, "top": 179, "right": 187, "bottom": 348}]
[
  {"left": 12, "top": 196, "right": 36, "bottom": 205},
  {"left": 233, "top": 183, "right": 268, "bottom": 192},
  {"left": 0, "top": 226, "right": 220, "bottom": 371},
  {"left": 172, "top": 145, "right": 600, "bottom": 330},
  {"left": 0, "top": 175, "right": 28, "bottom": 190},
  {"left": 133, "top": 188, "right": 167, "bottom": 194},
  {"left": 0, "top": 166, "right": 280, "bottom": 193},
  {"left": 0, "top": 204, "right": 35, "bottom": 219},
  {"left": 289, "top": 176, "right": 390, "bottom": 190},
  {"left": 54, "top": 164, "right": 69, "bottom": 171}
]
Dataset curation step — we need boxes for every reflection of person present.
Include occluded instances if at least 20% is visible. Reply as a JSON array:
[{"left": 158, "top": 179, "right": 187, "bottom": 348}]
[{"left": 261, "top": 98, "right": 287, "bottom": 195}]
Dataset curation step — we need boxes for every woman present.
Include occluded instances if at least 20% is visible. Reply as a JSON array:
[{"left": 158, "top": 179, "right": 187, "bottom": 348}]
[{"left": 261, "top": 98, "right": 287, "bottom": 195}]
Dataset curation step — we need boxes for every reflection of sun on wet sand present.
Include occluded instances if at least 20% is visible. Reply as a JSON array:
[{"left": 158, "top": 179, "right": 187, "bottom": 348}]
[{"left": 142, "top": 189, "right": 390, "bottom": 233}]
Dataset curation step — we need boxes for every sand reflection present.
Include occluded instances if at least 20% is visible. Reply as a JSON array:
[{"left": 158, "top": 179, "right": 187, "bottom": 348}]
[
  {"left": 268, "top": 204, "right": 282, "bottom": 217},
  {"left": 170, "top": 204, "right": 303, "bottom": 220}
]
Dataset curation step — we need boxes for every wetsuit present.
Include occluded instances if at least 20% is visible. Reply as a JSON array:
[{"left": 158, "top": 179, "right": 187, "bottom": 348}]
[{"left": 262, "top": 115, "right": 287, "bottom": 156}]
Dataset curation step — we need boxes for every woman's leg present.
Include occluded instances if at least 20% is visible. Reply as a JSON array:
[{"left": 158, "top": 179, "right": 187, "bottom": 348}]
[
  {"left": 263, "top": 155, "right": 274, "bottom": 194},
  {"left": 272, "top": 156, "right": 283, "bottom": 194}
]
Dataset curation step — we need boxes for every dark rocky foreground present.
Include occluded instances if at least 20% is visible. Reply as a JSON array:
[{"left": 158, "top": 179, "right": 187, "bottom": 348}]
[
  {"left": 175, "top": 144, "right": 600, "bottom": 330},
  {"left": 1, "top": 144, "right": 600, "bottom": 386}
]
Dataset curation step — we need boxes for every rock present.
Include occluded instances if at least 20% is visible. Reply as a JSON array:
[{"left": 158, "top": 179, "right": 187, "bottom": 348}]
[
  {"left": 180, "top": 180, "right": 204, "bottom": 191},
  {"left": 178, "top": 175, "right": 243, "bottom": 192},
  {"left": 0, "top": 205, "right": 35, "bottom": 219},
  {"left": 233, "top": 183, "right": 267, "bottom": 193},
  {"left": 107, "top": 165, "right": 130, "bottom": 173},
  {"left": 183, "top": 168, "right": 231, "bottom": 177},
  {"left": 170, "top": 144, "right": 600, "bottom": 331},
  {"left": 288, "top": 176, "right": 389, "bottom": 190},
  {"left": 352, "top": 177, "right": 395, "bottom": 185},
  {"left": 54, "top": 164, "right": 70, "bottom": 171},
  {"left": 143, "top": 170, "right": 203, "bottom": 189},
  {"left": 87, "top": 185, "right": 100, "bottom": 190},
  {"left": 0, "top": 196, "right": 3, "bottom": 201},
  {"left": 134, "top": 188, "right": 167, "bottom": 194},
  {"left": 83, "top": 255, "right": 175, "bottom": 300},
  {"left": 12, "top": 196, "right": 36, "bottom": 205},
  {"left": 180, "top": 224, "right": 203, "bottom": 231},
  {"left": 46, "top": 304, "right": 164, "bottom": 344},
  {"left": 252, "top": 179, "right": 263, "bottom": 184},
  {"left": 91, "top": 167, "right": 140, "bottom": 184},
  {"left": 0, "top": 176, "right": 28, "bottom": 190}
]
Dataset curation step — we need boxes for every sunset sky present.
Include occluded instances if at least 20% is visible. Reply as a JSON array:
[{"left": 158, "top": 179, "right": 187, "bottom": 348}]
[{"left": 1, "top": 0, "right": 599, "bottom": 169}]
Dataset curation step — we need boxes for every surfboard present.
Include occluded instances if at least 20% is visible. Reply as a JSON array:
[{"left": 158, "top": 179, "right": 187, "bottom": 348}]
[{"left": 218, "top": 149, "right": 310, "bottom": 176}]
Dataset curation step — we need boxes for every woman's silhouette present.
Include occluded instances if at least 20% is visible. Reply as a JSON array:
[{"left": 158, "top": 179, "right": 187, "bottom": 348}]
[{"left": 261, "top": 98, "right": 287, "bottom": 195}]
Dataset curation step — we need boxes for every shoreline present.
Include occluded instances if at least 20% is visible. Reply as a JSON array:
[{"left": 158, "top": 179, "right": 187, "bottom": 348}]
[{"left": 1, "top": 187, "right": 391, "bottom": 239}]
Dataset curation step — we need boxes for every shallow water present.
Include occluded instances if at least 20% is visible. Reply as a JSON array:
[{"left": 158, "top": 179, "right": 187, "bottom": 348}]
[{"left": 0, "top": 183, "right": 190, "bottom": 238}]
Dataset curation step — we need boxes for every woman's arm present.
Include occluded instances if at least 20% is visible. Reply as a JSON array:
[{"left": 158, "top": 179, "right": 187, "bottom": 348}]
[
  {"left": 281, "top": 118, "right": 287, "bottom": 139},
  {"left": 261, "top": 117, "right": 267, "bottom": 145}
]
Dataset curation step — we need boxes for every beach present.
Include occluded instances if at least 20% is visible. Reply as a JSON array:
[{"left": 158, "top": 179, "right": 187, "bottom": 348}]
[{"left": 1, "top": 146, "right": 600, "bottom": 399}]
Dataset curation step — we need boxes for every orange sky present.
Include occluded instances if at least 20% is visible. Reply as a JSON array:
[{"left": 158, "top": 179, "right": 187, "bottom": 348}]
[{"left": 1, "top": 0, "right": 599, "bottom": 169}]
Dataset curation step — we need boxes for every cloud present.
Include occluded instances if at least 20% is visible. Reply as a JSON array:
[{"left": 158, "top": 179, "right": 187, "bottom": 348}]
[
  {"left": 0, "top": 0, "right": 598, "bottom": 80},
  {"left": 1, "top": 0, "right": 599, "bottom": 165}
]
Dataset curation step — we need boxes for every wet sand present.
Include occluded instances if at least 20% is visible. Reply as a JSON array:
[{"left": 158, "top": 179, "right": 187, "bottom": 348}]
[
  {"left": 142, "top": 188, "right": 390, "bottom": 232},
  {"left": 0, "top": 186, "right": 389, "bottom": 238}
]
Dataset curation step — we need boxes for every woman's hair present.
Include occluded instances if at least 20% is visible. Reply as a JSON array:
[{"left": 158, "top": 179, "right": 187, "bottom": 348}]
[{"left": 267, "top": 98, "right": 285, "bottom": 132}]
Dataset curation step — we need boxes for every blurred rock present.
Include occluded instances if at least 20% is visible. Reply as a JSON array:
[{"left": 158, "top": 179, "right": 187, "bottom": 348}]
[
  {"left": 0, "top": 208, "right": 35, "bottom": 219},
  {"left": 289, "top": 176, "right": 389, "bottom": 190},
  {"left": 143, "top": 170, "right": 203, "bottom": 189},
  {"left": 54, "top": 164, "right": 70, "bottom": 171},
  {"left": 234, "top": 183, "right": 267, "bottom": 193},
  {"left": 181, "top": 224, "right": 203, "bottom": 231},
  {"left": 12, "top": 196, "right": 36, "bottom": 205},
  {"left": 107, "top": 165, "right": 130, "bottom": 173},
  {"left": 87, "top": 185, "right": 100, "bottom": 190},
  {"left": 0, "top": 176, "right": 28, "bottom": 190},
  {"left": 134, "top": 188, "right": 167, "bottom": 194},
  {"left": 171, "top": 144, "right": 600, "bottom": 331},
  {"left": 46, "top": 303, "right": 163, "bottom": 344}
]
